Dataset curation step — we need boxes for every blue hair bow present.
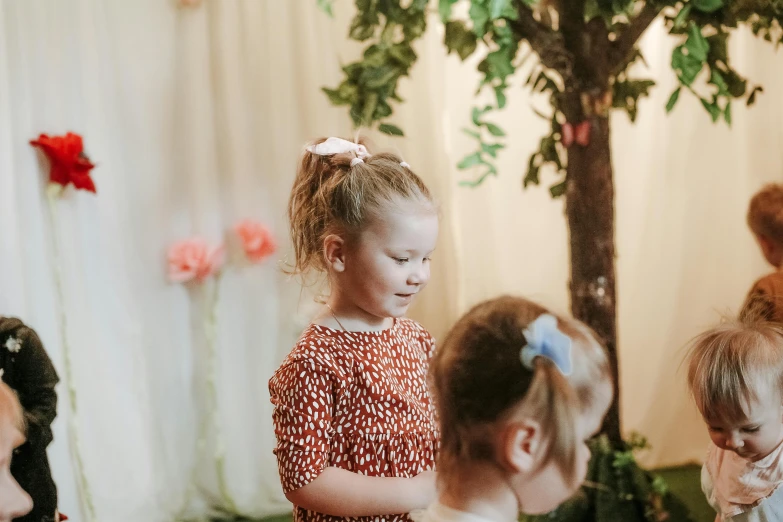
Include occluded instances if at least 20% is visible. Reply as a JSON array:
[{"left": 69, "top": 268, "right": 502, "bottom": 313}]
[{"left": 520, "top": 313, "right": 573, "bottom": 376}]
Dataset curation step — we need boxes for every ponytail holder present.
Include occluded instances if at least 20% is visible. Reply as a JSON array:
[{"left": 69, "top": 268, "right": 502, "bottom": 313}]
[
  {"left": 351, "top": 157, "right": 364, "bottom": 167},
  {"left": 520, "top": 314, "right": 573, "bottom": 376},
  {"left": 400, "top": 161, "right": 410, "bottom": 169}
]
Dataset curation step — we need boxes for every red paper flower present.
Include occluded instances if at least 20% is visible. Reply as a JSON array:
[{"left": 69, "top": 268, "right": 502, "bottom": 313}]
[{"left": 30, "top": 133, "right": 97, "bottom": 193}]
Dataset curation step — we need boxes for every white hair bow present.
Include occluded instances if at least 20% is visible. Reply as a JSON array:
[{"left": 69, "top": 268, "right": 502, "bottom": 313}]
[{"left": 306, "top": 137, "right": 370, "bottom": 159}]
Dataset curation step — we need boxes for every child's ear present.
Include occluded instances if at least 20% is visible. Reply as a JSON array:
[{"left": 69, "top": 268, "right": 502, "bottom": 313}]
[
  {"left": 323, "top": 234, "right": 346, "bottom": 272},
  {"left": 497, "top": 419, "right": 543, "bottom": 474}
]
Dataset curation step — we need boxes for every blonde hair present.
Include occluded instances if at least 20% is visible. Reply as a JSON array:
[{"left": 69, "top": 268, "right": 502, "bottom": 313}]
[
  {"left": 686, "top": 318, "right": 783, "bottom": 423},
  {"left": 287, "top": 137, "right": 433, "bottom": 275},
  {"left": 748, "top": 183, "right": 783, "bottom": 245},
  {"left": 430, "top": 295, "right": 612, "bottom": 482}
]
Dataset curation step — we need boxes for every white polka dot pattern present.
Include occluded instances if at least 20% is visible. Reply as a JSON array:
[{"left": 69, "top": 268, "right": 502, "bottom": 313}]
[{"left": 269, "top": 318, "right": 439, "bottom": 522}]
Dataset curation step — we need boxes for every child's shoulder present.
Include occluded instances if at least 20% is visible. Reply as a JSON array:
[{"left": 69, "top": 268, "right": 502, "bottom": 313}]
[
  {"left": 270, "top": 324, "right": 360, "bottom": 390},
  {"left": 0, "top": 316, "right": 31, "bottom": 337},
  {"left": 287, "top": 323, "right": 343, "bottom": 358},
  {"left": 276, "top": 323, "right": 359, "bottom": 372},
  {"left": 0, "top": 316, "right": 45, "bottom": 352},
  {"left": 751, "top": 271, "right": 783, "bottom": 294},
  {"left": 395, "top": 317, "right": 436, "bottom": 357},
  {"left": 396, "top": 317, "right": 432, "bottom": 338}
]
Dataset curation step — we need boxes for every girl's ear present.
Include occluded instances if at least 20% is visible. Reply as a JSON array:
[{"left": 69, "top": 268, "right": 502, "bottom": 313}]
[
  {"left": 324, "top": 234, "right": 346, "bottom": 272},
  {"left": 496, "top": 418, "right": 543, "bottom": 474}
]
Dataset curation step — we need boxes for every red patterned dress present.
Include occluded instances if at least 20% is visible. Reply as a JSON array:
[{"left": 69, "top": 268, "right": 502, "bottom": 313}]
[{"left": 269, "top": 318, "right": 439, "bottom": 522}]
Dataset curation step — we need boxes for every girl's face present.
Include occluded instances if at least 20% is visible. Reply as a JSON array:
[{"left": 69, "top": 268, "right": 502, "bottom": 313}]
[
  {"left": 703, "top": 388, "right": 783, "bottom": 462},
  {"left": 512, "top": 381, "right": 612, "bottom": 515},
  {"left": 332, "top": 198, "right": 438, "bottom": 324}
]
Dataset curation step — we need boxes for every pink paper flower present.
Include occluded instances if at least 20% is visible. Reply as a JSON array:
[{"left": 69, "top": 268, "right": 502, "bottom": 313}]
[
  {"left": 233, "top": 219, "right": 277, "bottom": 264},
  {"left": 167, "top": 238, "right": 225, "bottom": 283}
]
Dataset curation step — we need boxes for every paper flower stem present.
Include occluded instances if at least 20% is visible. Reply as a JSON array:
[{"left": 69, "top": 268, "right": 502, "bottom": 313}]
[
  {"left": 175, "top": 273, "right": 237, "bottom": 520},
  {"left": 45, "top": 187, "right": 97, "bottom": 522},
  {"left": 204, "top": 272, "right": 238, "bottom": 513}
]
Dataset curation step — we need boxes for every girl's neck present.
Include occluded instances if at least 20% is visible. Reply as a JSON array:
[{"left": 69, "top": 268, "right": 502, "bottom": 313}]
[
  {"left": 312, "top": 294, "right": 394, "bottom": 332},
  {"left": 439, "top": 463, "right": 518, "bottom": 522}
]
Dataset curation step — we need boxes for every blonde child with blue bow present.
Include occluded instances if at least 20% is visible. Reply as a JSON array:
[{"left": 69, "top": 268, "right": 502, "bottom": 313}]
[
  {"left": 420, "top": 295, "right": 612, "bottom": 522},
  {"left": 270, "top": 137, "right": 439, "bottom": 522}
]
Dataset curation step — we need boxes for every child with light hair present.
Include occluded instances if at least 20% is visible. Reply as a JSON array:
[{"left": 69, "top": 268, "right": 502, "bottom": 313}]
[{"left": 687, "top": 318, "right": 783, "bottom": 520}]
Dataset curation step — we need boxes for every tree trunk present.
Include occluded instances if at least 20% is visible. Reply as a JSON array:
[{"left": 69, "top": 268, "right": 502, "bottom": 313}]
[{"left": 565, "top": 112, "right": 622, "bottom": 444}]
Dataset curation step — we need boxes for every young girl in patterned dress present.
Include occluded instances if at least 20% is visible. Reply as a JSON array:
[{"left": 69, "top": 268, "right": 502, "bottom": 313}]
[{"left": 269, "top": 137, "right": 440, "bottom": 522}]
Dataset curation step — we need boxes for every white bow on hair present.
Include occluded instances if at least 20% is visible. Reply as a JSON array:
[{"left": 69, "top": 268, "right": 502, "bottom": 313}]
[{"left": 306, "top": 137, "right": 370, "bottom": 159}]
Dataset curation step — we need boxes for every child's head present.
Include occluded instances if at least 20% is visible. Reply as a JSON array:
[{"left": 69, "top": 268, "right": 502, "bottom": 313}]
[
  {"left": 430, "top": 295, "right": 612, "bottom": 514},
  {"left": 748, "top": 184, "right": 783, "bottom": 268},
  {"left": 687, "top": 318, "right": 783, "bottom": 461},
  {"left": 0, "top": 382, "right": 32, "bottom": 522},
  {"left": 288, "top": 137, "right": 438, "bottom": 319}
]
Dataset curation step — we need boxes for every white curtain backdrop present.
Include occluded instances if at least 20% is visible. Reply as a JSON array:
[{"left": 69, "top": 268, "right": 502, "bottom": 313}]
[{"left": 0, "top": 1, "right": 781, "bottom": 521}]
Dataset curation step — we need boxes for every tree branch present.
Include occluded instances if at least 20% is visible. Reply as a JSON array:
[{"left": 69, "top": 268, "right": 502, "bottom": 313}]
[
  {"left": 508, "top": 0, "right": 574, "bottom": 83},
  {"left": 609, "top": 3, "right": 661, "bottom": 75},
  {"left": 560, "top": 0, "right": 587, "bottom": 46}
]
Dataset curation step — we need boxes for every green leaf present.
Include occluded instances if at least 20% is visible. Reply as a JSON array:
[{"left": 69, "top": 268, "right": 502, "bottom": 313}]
[
  {"left": 540, "top": 136, "right": 558, "bottom": 164},
  {"left": 671, "top": 45, "right": 703, "bottom": 86},
  {"left": 471, "top": 105, "right": 493, "bottom": 126},
  {"left": 484, "top": 122, "right": 506, "bottom": 136},
  {"left": 665, "top": 87, "right": 681, "bottom": 113},
  {"left": 361, "top": 91, "right": 379, "bottom": 125},
  {"left": 481, "top": 143, "right": 505, "bottom": 158},
  {"left": 489, "top": 0, "right": 512, "bottom": 20},
  {"left": 686, "top": 24, "right": 710, "bottom": 63},
  {"left": 374, "top": 99, "right": 392, "bottom": 119},
  {"left": 469, "top": 3, "right": 490, "bottom": 37},
  {"left": 378, "top": 123, "right": 404, "bottom": 136},
  {"left": 439, "top": 0, "right": 459, "bottom": 22},
  {"left": 673, "top": 4, "right": 692, "bottom": 28},
  {"left": 549, "top": 181, "right": 567, "bottom": 198},
  {"left": 444, "top": 21, "right": 479, "bottom": 60},
  {"left": 388, "top": 44, "right": 417, "bottom": 67},
  {"left": 693, "top": 0, "right": 723, "bottom": 13},
  {"left": 724, "top": 69, "right": 748, "bottom": 97},
  {"left": 707, "top": 32, "right": 729, "bottom": 64},
  {"left": 748, "top": 86, "right": 763, "bottom": 106},
  {"left": 701, "top": 97, "right": 721, "bottom": 122},
  {"left": 350, "top": 19, "right": 377, "bottom": 41},
  {"left": 316, "top": 0, "right": 334, "bottom": 17},
  {"left": 363, "top": 65, "right": 402, "bottom": 89},
  {"left": 724, "top": 102, "right": 732, "bottom": 125},
  {"left": 459, "top": 160, "right": 498, "bottom": 187},
  {"left": 459, "top": 169, "right": 495, "bottom": 187},
  {"left": 457, "top": 152, "right": 484, "bottom": 169},
  {"left": 485, "top": 49, "right": 515, "bottom": 82},
  {"left": 495, "top": 86, "right": 507, "bottom": 109},
  {"left": 709, "top": 68, "right": 729, "bottom": 96},
  {"left": 651, "top": 475, "right": 669, "bottom": 496},
  {"left": 462, "top": 128, "right": 481, "bottom": 140},
  {"left": 323, "top": 87, "right": 348, "bottom": 106},
  {"left": 524, "top": 154, "right": 541, "bottom": 187}
]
